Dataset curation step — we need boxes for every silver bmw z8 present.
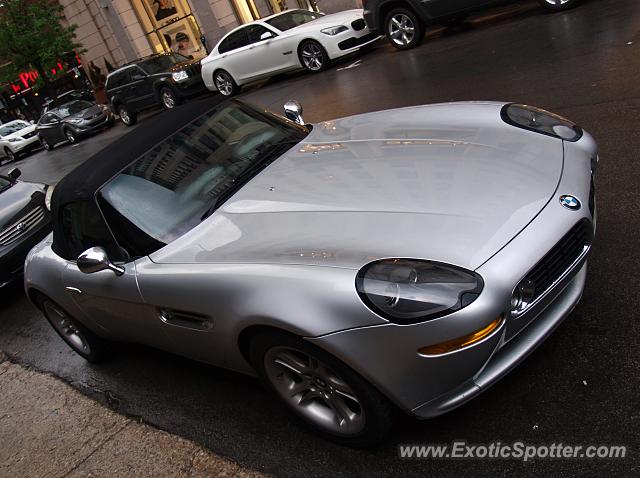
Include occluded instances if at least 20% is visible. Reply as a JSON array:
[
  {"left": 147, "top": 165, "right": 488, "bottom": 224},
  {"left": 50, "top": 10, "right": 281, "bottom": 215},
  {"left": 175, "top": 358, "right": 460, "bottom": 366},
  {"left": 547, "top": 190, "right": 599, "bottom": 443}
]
[{"left": 25, "top": 98, "right": 597, "bottom": 446}]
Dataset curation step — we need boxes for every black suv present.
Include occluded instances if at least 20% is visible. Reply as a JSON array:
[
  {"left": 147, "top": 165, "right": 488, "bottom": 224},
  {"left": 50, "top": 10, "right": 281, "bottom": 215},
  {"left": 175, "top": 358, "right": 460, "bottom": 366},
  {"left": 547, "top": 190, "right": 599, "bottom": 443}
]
[
  {"left": 105, "top": 53, "right": 206, "bottom": 126},
  {"left": 363, "top": 0, "right": 581, "bottom": 50}
]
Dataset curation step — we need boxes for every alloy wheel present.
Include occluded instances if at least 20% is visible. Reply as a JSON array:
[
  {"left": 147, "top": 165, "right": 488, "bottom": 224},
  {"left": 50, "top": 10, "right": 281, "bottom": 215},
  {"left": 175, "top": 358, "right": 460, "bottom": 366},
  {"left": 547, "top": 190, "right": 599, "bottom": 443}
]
[
  {"left": 388, "top": 14, "right": 415, "bottom": 47},
  {"left": 119, "top": 108, "right": 131, "bottom": 125},
  {"left": 65, "top": 130, "right": 76, "bottom": 143},
  {"left": 40, "top": 138, "right": 51, "bottom": 151},
  {"left": 161, "top": 90, "right": 176, "bottom": 109},
  {"left": 5, "top": 148, "right": 14, "bottom": 161},
  {"left": 544, "top": 0, "right": 571, "bottom": 4},
  {"left": 301, "top": 43, "right": 324, "bottom": 71},
  {"left": 264, "top": 346, "right": 365, "bottom": 435},
  {"left": 43, "top": 300, "right": 91, "bottom": 356},
  {"left": 215, "top": 72, "right": 234, "bottom": 96}
]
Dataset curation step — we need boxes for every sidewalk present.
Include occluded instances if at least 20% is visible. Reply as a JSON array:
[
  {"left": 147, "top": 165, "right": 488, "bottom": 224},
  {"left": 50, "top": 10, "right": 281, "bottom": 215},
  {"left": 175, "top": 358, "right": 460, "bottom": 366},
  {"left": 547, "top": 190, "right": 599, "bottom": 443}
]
[{"left": 0, "top": 353, "right": 263, "bottom": 478}]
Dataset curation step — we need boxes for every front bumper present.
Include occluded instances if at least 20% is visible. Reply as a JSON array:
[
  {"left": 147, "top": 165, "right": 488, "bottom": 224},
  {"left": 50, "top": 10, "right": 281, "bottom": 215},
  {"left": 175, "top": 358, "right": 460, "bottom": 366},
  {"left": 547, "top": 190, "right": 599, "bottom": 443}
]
[
  {"left": 70, "top": 113, "right": 114, "bottom": 137},
  {"left": 323, "top": 24, "right": 382, "bottom": 59},
  {"left": 308, "top": 135, "right": 597, "bottom": 416},
  {"left": 0, "top": 215, "right": 52, "bottom": 288},
  {"left": 173, "top": 76, "right": 208, "bottom": 99},
  {"left": 9, "top": 135, "right": 41, "bottom": 155}
]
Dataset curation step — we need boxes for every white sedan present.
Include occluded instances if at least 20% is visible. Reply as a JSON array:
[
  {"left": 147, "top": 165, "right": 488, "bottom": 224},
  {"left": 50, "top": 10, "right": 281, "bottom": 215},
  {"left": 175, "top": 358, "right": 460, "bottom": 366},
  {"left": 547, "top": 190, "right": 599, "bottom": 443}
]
[
  {"left": 201, "top": 9, "right": 380, "bottom": 96},
  {"left": 0, "top": 120, "right": 41, "bottom": 164}
]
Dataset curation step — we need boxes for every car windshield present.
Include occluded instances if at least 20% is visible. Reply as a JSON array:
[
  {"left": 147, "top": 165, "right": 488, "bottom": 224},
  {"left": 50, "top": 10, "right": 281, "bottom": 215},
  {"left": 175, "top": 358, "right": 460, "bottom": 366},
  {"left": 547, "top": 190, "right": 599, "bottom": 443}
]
[
  {"left": 56, "top": 100, "right": 94, "bottom": 118},
  {"left": 98, "top": 101, "right": 308, "bottom": 255},
  {"left": 0, "top": 121, "right": 30, "bottom": 136},
  {"left": 0, "top": 176, "right": 11, "bottom": 191},
  {"left": 139, "top": 54, "right": 190, "bottom": 74},
  {"left": 266, "top": 9, "right": 324, "bottom": 31}
]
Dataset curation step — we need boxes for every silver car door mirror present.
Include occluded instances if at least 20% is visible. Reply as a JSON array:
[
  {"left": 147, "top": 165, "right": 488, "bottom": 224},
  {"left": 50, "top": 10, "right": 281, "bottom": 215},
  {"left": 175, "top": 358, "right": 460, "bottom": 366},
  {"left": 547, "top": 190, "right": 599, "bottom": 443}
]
[
  {"left": 284, "top": 100, "right": 304, "bottom": 125},
  {"left": 260, "top": 31, "right": 274, "bottom": 41},
  {"left": 77, "top": 247, "right": 125, "bottom": 276}
]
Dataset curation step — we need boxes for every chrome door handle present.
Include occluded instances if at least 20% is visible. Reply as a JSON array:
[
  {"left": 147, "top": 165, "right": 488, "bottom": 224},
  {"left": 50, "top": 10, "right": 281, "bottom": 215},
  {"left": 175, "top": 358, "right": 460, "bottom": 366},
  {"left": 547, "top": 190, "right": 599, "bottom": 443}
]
[{"left": 65, "top": 286, "right": 82, "bottom": 296}]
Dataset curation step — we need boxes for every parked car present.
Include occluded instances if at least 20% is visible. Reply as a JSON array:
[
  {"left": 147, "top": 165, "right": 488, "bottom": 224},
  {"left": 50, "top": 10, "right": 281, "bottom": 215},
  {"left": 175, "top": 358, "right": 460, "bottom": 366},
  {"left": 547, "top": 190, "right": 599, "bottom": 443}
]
[
  {"left": 0, "top": 168, "right": 52, "bottom": 288},
  {"left": 363, "top": 0, "right": 581, "bottom": 49},
  {"left": 0, "top": 120, "right": 41, "bottom": 164},
  {"left": 25, "top": 97, "right": 596, "bottom": 446},
  {"left": 36, "top": 100, "right": 114, "bottom": 151},
  {"left": 104, "top": 53, "right": 206, "bottom": 126},
  {"left": 42, "top": 89, "right": 95, "bottom": 114},
  {"left": 201, "top": 9, "right": 381, "bottom": 96}
]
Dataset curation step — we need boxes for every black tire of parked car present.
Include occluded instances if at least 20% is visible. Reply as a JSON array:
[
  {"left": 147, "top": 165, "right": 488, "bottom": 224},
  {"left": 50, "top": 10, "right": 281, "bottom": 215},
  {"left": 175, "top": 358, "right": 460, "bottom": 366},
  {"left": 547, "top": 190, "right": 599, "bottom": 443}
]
[
  {"left": 213, "top": 70, "right": 240, "bottom": 97},
  {"left": 538, "top": 0, "right": 579, "bottom": 12},
  {"left": 64, "top": 128, "right": 77, "bottom": 144},
  {"left": 384, "top": 7, "right": 425, "bottom": 50},
  {"left": 298, "top": 40, "right": 330, "bottom": 72},
  {"left": 250, "top": 331, "right": 395, "bottom": 447},
  {"left": 160, "top": 87, "right": 180, "bottom": 109},
  {"left": 4, "top": 147, "right": 15, "bottom": 162},
  {"left": 118, "top": 105, "right": 137, "bottom": 127},
  {"left": 35, "top": 293, "right": 110, "bottom": 363},
  {"left": 40, "top": 136, "right": 53, "bottom": 151}
]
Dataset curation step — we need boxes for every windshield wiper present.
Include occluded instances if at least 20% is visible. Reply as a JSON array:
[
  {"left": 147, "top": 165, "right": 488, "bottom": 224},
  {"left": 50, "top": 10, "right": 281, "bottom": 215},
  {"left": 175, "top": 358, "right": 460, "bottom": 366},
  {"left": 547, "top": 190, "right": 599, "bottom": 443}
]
[{"left": 200, "top": 139, "right": 303, "bottom": 220}]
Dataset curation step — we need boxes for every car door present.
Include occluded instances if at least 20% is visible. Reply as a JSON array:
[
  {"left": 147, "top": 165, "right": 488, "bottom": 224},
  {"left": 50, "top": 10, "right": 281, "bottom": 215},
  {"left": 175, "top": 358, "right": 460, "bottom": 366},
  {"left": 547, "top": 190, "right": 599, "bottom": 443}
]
[
  {"left": 127, "top": 65, "right": 156, "bottom": 111},
  {"left": 38, "top": 113, "right": 63, "bottom": 144},
  {"left": 58, "top": 199, "right": 170, "bottom": 348},
  {"left": 243, "top": 24, "right": 293, "bottom": 79},
  {"left": 217, "top": 27, "right": 255, "bottom": 82}
]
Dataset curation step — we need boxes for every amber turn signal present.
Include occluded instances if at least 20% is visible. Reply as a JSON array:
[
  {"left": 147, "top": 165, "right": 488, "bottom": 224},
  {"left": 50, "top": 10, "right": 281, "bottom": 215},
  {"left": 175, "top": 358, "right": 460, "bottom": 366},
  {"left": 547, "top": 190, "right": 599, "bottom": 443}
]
[{"left": 418, "top": 315, "right": 504, "bottom": 356}]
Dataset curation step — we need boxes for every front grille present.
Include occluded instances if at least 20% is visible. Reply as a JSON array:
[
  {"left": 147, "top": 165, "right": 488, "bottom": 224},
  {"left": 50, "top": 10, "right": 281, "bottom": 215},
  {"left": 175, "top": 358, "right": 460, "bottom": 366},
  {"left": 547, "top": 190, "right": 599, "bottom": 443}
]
[
  {"left": 517, "top": 219, "right": 593, "bottom": 305},
  {"left": 22, "top": 130, "right": 37, "bottom": 139},
  {"left": 588, "top": 176, "right": 595, "bottom": 217},
  {"left": 351, "top": 19, "right": 366, "bottom": 31},
  {"left": 338, "top": 32, "right": 378, "bottom": 50},
  {"left": 0, "top": 206, "right": 46, "bottom": 246}
]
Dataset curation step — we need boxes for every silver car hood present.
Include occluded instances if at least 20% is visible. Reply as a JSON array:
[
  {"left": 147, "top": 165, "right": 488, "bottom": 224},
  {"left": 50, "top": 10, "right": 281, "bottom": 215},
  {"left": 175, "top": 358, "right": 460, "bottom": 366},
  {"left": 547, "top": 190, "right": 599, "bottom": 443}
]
[{"left": 151, "top": 102, "right": 564, "bottom": 270}]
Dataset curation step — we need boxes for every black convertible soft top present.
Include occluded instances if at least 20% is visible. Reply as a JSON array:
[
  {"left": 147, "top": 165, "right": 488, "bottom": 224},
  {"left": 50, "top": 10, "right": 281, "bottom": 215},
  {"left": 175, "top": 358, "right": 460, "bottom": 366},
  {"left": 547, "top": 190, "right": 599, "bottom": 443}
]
[{"left": 50, "top": 95, "right": 226, "bottom": 256}]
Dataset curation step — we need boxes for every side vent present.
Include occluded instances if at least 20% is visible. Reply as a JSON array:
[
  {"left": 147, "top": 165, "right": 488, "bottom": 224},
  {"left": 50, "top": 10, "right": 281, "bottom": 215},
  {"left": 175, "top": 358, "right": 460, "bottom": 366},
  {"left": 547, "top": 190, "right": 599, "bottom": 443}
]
[{"left": 158, "top": 309, "right": 214, "bottom": 331}]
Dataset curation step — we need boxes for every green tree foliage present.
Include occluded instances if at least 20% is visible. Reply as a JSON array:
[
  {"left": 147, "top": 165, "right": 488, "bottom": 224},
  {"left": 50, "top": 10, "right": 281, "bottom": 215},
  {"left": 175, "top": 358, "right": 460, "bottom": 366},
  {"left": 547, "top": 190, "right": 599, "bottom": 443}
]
[{"left": 0, "top": 0, "right": 82, "bottom": 91}]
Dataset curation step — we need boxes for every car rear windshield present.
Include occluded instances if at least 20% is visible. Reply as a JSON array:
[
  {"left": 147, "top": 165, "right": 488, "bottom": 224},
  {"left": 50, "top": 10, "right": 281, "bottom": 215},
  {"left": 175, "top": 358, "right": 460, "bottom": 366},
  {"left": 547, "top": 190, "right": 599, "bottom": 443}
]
[
  {"left": 56, "top": 100, "right": 94, "bottom": 117},
  {"left": 0, "top": 121, "right": 29, "bottom": 136},
  {"left": 97, "top": 101, "right": 308, "bottom": 258},
  {"left": 265, "top": 9, "right": 324, "bottom": 31},
  {"left": 138, "top": 54, "right": 190, "bottom": 74}
]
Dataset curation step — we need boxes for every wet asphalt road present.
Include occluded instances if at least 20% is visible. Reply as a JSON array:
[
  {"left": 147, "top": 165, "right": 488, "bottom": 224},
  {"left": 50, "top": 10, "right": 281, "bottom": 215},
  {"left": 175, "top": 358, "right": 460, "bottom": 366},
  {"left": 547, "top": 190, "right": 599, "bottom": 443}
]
[{"left": 1, "top": 0, "right": 639, "bottom": 475}]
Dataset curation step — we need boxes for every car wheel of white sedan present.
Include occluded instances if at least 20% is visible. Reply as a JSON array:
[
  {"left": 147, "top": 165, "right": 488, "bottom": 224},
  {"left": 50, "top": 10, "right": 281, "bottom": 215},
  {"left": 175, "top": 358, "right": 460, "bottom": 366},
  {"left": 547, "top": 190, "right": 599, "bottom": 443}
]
[
  {"left": 250, "top": 332, "right": 394, "bottom": 447},
  {"left": 385, "top": 8, "right": 424, "bottom": 50},
  {"left": 214, "top": 70, "right": 239, "bottom": 97},
  {"left": 538, "top": 0, "right": 579, "bottom": 12},
  {"left": 298, "top": 40, "right": 330, "bottom": 72}
]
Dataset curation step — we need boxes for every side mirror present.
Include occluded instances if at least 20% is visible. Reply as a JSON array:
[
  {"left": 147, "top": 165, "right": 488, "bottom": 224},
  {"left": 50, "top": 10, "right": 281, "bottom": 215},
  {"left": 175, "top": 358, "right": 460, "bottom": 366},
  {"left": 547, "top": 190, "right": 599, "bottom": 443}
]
[
  {"left": 284, "top": 100, "right": 304, "bottom": 125},
  {"left": 30, "top": 120, "right": 35, "bottom": 125},
  {"left": 7, "top": 168, "right": 21, "bottom": 180},
  {"left": 77, "top": 247, "right": 124, "bottom": 276},
  {"left": 260, "top": 31, "right": 275, "bottom": 41}
]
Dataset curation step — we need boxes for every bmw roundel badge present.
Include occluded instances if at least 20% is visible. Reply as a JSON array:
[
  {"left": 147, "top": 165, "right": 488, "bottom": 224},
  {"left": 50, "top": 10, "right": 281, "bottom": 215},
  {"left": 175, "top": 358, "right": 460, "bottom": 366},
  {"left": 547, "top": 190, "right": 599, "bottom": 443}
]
[{"left": 559, "top": 195, "right": 581, "bottom": 210}]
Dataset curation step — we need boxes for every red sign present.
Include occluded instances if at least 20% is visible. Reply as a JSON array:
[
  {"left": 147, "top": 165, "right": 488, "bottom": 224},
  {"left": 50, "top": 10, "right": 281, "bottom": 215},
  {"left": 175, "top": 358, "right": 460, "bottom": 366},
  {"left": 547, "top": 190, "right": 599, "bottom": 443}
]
[{"left": 9, "top": 56, "right": 81, "bottom": 93}]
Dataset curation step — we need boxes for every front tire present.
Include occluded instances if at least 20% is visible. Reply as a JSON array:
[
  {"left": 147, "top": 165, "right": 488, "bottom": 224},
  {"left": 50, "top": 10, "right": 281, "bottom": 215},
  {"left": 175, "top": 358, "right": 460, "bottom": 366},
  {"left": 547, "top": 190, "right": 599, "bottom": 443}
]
[
  {"left": 36, "top": 294, "right": 109, "bottom": 363},
  {"left": 385, "top": 8, "right": 424, "bottom": 50},
  {"left": 40, "top": 136, "right": 53, "bottom": 151},
  {"left": 4, "top": 147, "right": 15, "bottom": 162},
  {"left": 538, "top": 0, "right": 579, "bottom": 12},
  {"left": 298, "top": 40, "right": 330, "bottom": 72},
  {"left": 118, "top": 105, "right": 137, "bottom": 127},
  {"left": 64, "top": 128, "right": 77, "bottom": 144},
  {"left": 160, "top": 87, "right": 179, "bottom": 109},
  {"left": 250, "top": 332, "right": 394, "bottom": 447},
  {"left": 214, "top": 70, "right": 239, "bottom": 97}
]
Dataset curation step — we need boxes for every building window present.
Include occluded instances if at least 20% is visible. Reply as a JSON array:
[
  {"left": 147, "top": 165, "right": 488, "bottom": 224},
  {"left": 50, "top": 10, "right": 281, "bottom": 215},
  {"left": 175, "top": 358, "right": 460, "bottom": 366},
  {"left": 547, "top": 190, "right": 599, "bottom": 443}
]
[{"left": 131, "top": 0, "right": 206, "bottom": 59}]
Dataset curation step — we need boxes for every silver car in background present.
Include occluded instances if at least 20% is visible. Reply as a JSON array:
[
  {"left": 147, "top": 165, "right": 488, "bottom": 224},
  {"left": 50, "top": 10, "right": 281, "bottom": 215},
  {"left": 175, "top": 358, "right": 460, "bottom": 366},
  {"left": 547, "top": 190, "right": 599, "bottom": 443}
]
[{"left": 24, "top": 98, "right": 597, "bottom": 446}]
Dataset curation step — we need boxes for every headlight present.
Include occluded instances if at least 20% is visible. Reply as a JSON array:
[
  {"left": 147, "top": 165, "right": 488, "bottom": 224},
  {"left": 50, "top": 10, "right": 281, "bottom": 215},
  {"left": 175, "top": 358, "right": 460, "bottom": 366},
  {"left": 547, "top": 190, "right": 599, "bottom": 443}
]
[
  {"left": 7, "top": 137, "right": 22, "bottom": 142},
  {"left": 501, "top": 104, "right": 582, "bottom": 142},
  {"left": 356, "top": 259, "right": 483, "bottom": 324},
  {"left": 172, "top": 70, "right": 189, "bottom": 82},
  {"left": 321, "top": 25, "right": 349, "bottom": 36},
  {"left": 44, "top": 185, "right": 54, "bottom": 211}
]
